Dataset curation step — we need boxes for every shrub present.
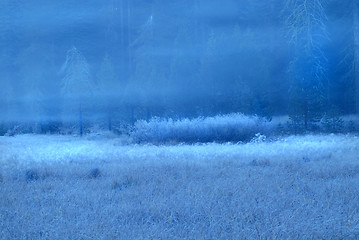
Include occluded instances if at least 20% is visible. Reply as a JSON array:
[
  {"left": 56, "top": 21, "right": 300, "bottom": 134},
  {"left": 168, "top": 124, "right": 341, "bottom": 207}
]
[
  {"left": 347, "top": 120, "right": 357, "bottom": 132},
  {"left": 88, "top": 168, "right": 101, "bottom": 179},
  {"left": 112, "top": 175, "right": 138, "bottom": 190},
  {"left": 130, "top": 113, "right": 276, "bottom": 144},
  {"left": 25, "top": 169, "right": 40, "bottom": 182},
  {"left": 5, "top": 125, "right": 23, "bottom": 136},
  {"left": 0, "top": 124, "right": 7, "bottom": 136},
  {"left": 250, "top": 133, "right": 267, "bottom": 143},
  {"left": 320, "top": 108, "right": 344, "bottom": 133}
]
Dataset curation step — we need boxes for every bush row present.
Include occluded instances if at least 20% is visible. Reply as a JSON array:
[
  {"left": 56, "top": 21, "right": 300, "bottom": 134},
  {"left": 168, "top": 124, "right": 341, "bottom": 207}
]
[{"left": 130, "top": 113, "right": 277, "bottom": 144}]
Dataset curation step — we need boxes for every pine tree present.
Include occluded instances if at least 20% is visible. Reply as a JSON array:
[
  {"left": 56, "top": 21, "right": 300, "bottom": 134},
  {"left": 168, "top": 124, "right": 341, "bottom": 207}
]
[
  {"left": 17, "top": 43, "right": 57, "bottom": 132},
  {"left": 132, "top": 12, "right": 159, "bottom": 120},
  {"left": 0, "top": 0, "right": 23, "bottom": 129},
  {"left": 97, "top": 54, "right": 118, "bottom": 131},
  {"left": 285, "top": 0, "right": 329, "bottom": 130},
  {"left": 353, "top": 0, "right": 359, "bottom": 113},
  {"left": 332, "top": 0, "right": 359, "bottom": 114},
  {"left": 60, "top": 47, "right": 93, "bottom": 136},
  {"left": 169, "top": 25, "right": 198, "bottom": 115},
  {"left": 199, "top": 30, "right": 220, "bottom": 114}
]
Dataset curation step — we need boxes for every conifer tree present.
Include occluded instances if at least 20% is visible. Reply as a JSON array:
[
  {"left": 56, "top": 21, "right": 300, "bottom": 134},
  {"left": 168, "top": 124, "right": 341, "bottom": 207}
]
[
  {"left": 285, "top": 0, "right": 329, "bottom": 130},
  {"left": 97, "top": 54, "right": 118, "bottom": 131},
  {"left": 353, "top": 0, "right": 359, "bottom": 113},
  {"left": 60, "top": 47, "right": 93, "bottom": 136}
]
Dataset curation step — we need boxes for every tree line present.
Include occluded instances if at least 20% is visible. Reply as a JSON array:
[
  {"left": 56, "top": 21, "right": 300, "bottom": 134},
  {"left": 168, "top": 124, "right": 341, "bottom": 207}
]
[{"left": 0, "top": 0, "right": 358, "bottom": 135}]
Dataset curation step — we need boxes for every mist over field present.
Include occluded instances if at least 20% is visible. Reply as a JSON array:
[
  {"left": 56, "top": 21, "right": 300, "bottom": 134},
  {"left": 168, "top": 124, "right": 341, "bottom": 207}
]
[
  {"left": 0, "top": 0, "right": 358, "bottom": 134},
  {"left": 0, "top": 0, "right": 359, "bottom": 239}
]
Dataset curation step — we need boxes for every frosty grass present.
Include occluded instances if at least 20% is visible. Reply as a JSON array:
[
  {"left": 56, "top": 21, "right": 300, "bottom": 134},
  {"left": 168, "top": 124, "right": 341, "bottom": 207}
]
[{"left": 0, "top": 134, "right": 358, "bottom": 239}]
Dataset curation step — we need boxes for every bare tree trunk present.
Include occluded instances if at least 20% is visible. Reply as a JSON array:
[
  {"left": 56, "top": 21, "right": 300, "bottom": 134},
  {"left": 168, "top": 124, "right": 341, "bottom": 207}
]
[
  {"left": 354, "top": 0, "right": 359, "bottom": 113},
  {"left": 79, "top": 105, "right": 83, "bottom": 137},
  {"left": 127, "top": 0, "right": 132, "bottom": 75},
  {"left": 108, "top": 110, "right": 112, "bottom": 131},
  {"left": 146, "top": 107, "right": 151, "bottom": 121},
  {"left": 120, "top": 0, "right": 125, "bottom": 70},
  {"left": 129, "top": 106, "right": 134, "bottom": 124}
]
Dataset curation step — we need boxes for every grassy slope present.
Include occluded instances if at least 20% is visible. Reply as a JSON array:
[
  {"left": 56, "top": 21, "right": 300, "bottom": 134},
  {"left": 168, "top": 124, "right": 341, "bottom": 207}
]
[{"left": 0, "top": 134, "right": 359, "bottom": 239}]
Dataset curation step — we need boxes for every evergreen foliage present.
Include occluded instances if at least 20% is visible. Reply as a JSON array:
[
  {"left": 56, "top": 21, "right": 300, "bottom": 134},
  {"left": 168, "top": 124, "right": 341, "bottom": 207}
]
[
  {"left": 97, "top": 54, "right": 118, "bottom": 130},
  {"left": 285, "top": 0, "right": 330, "bottom": 130},
  {"left": 0, "top": 0, "right": 357, "bottom": 134},
  {"left": 60, "top": 47, "right": 93, "bottom": 136}
]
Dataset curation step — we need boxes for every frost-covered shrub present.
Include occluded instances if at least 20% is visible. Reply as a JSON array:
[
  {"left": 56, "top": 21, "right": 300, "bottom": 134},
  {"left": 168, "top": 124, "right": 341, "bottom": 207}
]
[
  {"left": 0, "top": 124, "right": 7, "bottom": 136},
  {"left": 250, "top": 133, "right": 267, "bottom": 143},
  {"left": 5, "top": 125, "right": 23, "bottom": 136},
  {"left": 112, "top": 175, "right": 138, "bottom": 190},
  {"left": 347, "top": 120, "right": 357, "bottom": 132},
  {"left": 284, "top": 113, "right": 359, "bottom": 134},
  {"left": 342, "top": 115, "right": 359, "bottom": 133},
  {"left": 25, "top": 169, "right": 40, "bottom": 182},
  {"left": 320, "top": 108, "right": 344, "bottom": 133},
  {"left": 130, "top": 113, "right": 276, "bottom": 143},
  {"left": 88, "top": 168, "right": 101, "bottom": 179},
  {"left": 321, "top": 115, "right": 343, "bottom": 133}
]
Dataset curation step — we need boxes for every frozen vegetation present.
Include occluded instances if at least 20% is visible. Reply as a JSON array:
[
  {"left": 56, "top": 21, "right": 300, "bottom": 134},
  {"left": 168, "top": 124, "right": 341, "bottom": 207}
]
[
  {"left": 130, "top": 114, "right": 277, "bottom": 144},
  {"left": 129, "top": 113, "right": 359, "bottom": 144},
  {"left": 1, "top": 133, "right": 359, "bottom": 239},
  {"left": 1, "top": 1, "right": 358, "bottom": 239}
]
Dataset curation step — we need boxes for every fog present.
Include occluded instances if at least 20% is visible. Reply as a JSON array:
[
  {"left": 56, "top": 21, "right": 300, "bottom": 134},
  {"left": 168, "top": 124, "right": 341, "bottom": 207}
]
[{"left": 0, "top": 0, "right": 358, "bottom": 134}]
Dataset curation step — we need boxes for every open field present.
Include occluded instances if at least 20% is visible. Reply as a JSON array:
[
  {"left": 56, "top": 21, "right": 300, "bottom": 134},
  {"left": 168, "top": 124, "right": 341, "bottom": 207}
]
[{"left": 1, "top": 134, "right": 359, "bottom": 239}]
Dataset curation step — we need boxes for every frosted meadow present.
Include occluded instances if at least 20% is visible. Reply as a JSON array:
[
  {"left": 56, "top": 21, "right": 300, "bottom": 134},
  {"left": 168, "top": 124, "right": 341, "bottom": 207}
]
[
  {"left": 1, "top": 134, "right": 359, "bottom": 239},
  {"left": 1, "top": 0, "right": 359, "bottom": 239}
]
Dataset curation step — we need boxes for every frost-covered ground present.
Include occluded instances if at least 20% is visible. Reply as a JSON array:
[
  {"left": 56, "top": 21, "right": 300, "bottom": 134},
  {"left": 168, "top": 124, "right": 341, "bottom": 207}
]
[{"left": 0, "top": 134, "right": 359, "bottom": 239}]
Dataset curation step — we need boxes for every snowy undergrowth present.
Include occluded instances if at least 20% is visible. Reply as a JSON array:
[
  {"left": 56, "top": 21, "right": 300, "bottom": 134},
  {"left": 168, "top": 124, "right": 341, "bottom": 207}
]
[
  {"left": 130, "top": 113, "right": 277, "bottom": 144},
  {"left": 129, "top": 114, "right": 359, "bottom": 144},
  {"left": 0, "top": 134, "right": 359, "bottom": 239}
]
